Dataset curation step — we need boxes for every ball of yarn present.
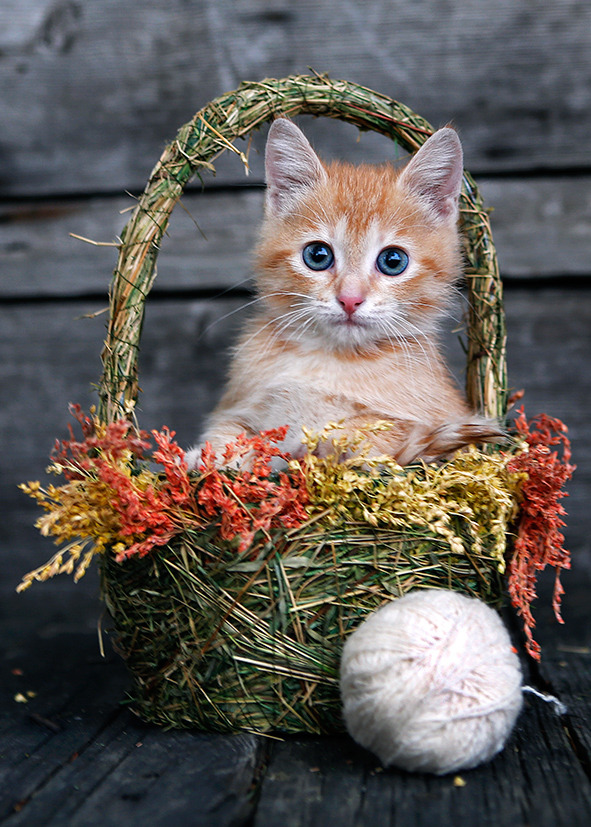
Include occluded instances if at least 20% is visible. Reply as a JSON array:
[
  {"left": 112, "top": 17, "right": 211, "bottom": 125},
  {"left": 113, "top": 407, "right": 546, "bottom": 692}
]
[{"left": 340, "top": 589, "right": 523, "bottom": 775}]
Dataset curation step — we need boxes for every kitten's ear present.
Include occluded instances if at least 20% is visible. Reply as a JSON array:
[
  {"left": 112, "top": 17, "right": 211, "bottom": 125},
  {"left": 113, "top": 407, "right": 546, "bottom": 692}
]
[
  {"left": 265, "top": 119, "right": 327, "bottom": 215},
  {"left": 398, "top": 127, "right": 463, "bottom": 222}
]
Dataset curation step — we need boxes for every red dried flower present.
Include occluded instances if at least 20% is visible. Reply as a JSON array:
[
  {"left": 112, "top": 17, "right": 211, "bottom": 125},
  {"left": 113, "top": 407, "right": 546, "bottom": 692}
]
[
  {"left": 197, "top": 427, "right": 309, "bottom": 553},
  {"left": 112, "top": 429, "right": 209, "bottom": 561},
  {"left": 506, "top": 408, "right": 575, "bottom": 659},
  {"left": 52, "top": 403, "right": 151, "bottom": 481}
]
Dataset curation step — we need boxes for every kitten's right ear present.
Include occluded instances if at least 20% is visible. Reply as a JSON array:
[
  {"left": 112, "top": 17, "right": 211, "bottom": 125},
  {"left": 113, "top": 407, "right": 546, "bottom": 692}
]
[
  {"left": 265, "top": 119, "right": 327, "bottom": 215},
  {"left": 398, "top": 127, "right": 464, "bottom": 223}
]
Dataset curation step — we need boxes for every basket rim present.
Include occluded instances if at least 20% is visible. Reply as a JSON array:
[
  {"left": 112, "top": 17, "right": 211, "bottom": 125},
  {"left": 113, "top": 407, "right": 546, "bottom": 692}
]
[{"left": 97, "top": 72, "right": 507, "bottom": 425}]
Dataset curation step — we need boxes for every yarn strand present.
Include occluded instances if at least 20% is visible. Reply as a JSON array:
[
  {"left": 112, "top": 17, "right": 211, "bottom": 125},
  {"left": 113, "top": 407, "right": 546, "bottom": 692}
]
[{"left": 522, "top": 685, "right": 567, "bottom": 715}]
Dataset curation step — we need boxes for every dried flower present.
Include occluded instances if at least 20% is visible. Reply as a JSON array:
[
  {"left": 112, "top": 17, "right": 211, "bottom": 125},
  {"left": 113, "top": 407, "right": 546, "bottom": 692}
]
[
  {"left": 19, "top": 409, "right": 205, "bottom": 588},
  {"left": 196, "top": 426, "right": 309, "bottom": 553},
  {"left": 19, "top": 406, "right": 574, "bottom": 663},
  {"left": 300, "top": 421, "right": 522, "bottom": 571},
  {"left": 18, "top": 410, "right": 309, "bottom": 588},
  {"left": 506, "top": 408, "right": 575, "bottom": 659}
]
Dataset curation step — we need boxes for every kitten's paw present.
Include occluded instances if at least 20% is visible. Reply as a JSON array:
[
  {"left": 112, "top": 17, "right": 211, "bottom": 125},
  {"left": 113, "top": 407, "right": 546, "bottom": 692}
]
[
  {"left": 184, "top": 444, "right": 204, "bottom": 471},
  {"left": 187, "top": 424, "right": 251, "bottom": 471},
  {"left": 184, "top": 440, "right": 246, "bottom": 472}
]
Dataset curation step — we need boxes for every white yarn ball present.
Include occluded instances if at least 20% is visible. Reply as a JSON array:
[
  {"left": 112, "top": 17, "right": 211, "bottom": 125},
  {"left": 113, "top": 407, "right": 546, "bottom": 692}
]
[{"left": 340, "top": 589, "right": 523, "bottom": 775}]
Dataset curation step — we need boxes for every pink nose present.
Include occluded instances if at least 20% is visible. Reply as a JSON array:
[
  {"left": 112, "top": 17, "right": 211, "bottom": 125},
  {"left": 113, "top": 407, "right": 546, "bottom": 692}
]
[{"left": 338, "top": 295, "right": 365, "bottom": 317}]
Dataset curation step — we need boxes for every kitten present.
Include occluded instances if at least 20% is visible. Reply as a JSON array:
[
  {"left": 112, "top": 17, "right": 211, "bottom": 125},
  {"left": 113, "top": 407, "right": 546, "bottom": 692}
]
[{"left": 186, "top": 119, "right": 501, "bottom": 469}]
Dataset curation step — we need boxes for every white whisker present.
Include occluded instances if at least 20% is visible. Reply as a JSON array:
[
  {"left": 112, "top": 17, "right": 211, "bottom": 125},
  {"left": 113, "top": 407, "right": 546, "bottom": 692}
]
[
  {"left": 384, "top": 316, "right": 438, "bottom": 383},
  {"left": 198, "top": 290, "right": 314, "bottom": 339},
  {"left": 233, "top": 307, "right": 312, "bottom": 358},
  {"left": 198, "top": 295, "right": 269, "bottom": 338},
  {"left": 375, "top": 317, "right": 417, "bottom": 379}
]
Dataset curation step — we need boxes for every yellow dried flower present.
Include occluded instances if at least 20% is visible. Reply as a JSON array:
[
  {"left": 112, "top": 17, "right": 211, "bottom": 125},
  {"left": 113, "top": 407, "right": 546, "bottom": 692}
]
[{"left": 298, "top": 422, "right": 524, "bottom": 573}]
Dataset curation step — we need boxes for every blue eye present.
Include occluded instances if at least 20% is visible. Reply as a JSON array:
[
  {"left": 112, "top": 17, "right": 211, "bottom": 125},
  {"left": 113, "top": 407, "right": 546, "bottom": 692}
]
[
  {"left": 302, "top": 242, "right": 334, "bottom": 271},
  {"left": 376, "top": 247, "right": 409, "bottom": 277}
]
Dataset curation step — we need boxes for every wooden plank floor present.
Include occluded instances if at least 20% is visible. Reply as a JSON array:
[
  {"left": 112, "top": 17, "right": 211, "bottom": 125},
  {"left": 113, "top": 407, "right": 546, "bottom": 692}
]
[{"left": 1, "top": 605, "right": 591, "bottom": 825}]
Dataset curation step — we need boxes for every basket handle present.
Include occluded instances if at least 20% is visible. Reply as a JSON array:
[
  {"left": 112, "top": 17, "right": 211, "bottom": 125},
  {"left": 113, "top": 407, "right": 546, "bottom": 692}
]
[{"left": 98, "top": 74, "right": 507, "bottom": 424}]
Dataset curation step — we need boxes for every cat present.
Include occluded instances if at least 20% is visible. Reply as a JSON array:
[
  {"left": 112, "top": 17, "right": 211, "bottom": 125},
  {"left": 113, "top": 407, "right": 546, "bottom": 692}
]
[{"left": 185, "top": 118, "right": 502, "bottom": 470}]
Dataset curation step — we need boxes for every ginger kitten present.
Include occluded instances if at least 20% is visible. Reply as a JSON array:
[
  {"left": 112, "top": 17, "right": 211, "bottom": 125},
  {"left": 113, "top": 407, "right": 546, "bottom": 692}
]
[{"left": 186, "top": 119, "right": 501, "bottom": 469}]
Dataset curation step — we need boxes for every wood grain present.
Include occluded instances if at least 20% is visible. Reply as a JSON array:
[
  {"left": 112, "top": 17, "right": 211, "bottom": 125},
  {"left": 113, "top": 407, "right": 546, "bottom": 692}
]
[
  {"left": 1, "top": 0, "right": 591, "bottom": 197},
  {"left": 0, "top": 633, "right": 261, "bottom": 827},
  {"left": 252, "top": 707, "right": 591, "bottom": 827}
]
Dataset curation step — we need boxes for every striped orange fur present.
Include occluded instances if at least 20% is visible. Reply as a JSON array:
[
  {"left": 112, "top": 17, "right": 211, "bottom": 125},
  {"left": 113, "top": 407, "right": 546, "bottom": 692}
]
[{"left": 187, "top": 120, "right": 501, "bottom": 469}]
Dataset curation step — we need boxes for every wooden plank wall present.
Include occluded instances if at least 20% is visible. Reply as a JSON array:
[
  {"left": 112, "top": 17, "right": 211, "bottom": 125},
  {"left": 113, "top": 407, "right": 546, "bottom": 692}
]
[{"left": 1, "top": 1, "right": 590, "bottom": 635}]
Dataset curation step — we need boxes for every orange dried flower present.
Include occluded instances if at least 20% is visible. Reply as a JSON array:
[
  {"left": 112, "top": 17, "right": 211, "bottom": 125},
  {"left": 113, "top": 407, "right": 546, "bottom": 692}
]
[
  {"left": 20, "top": 410, "right": 310, "bottom": 589},
  {"left": 51, "top": 403, "right": 151, "bottom": 480},
  {"left": 197, "top": 427, "right": 309, "bottom": 553},
  {"left": 506, "top": 408, "right": 575, "bottom": 659}
]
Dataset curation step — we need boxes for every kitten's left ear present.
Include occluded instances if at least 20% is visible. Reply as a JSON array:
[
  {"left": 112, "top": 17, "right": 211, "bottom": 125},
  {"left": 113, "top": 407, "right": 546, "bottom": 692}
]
[
  {"left": 398, "top": 128, "right": 463, "bottom": 223},
  {"left": 265, "top": 118, "right": 327, "bottom": 216}
]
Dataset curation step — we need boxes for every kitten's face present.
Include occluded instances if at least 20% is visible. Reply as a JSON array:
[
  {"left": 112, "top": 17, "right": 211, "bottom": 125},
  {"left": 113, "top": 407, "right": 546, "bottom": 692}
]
[{"left": 255, "top": 121, "right": 464, "bottom": 353}]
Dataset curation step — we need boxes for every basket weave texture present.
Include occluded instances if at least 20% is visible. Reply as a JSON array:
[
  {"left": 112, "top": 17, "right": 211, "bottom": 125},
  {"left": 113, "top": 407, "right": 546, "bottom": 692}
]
[{"left": 98, "top": 74, "right": 510, "bottom": 733}]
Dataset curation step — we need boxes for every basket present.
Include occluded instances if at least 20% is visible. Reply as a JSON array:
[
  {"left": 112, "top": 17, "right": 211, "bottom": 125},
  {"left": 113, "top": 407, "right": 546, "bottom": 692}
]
[{"left": 56, "top": 74, "right": 553, "bottom": 735}]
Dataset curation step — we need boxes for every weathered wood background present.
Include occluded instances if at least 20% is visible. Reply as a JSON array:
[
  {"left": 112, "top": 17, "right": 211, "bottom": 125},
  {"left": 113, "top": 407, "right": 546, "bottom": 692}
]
[{"left": 1, "top": 2, "right": 591, "bottom": 824}]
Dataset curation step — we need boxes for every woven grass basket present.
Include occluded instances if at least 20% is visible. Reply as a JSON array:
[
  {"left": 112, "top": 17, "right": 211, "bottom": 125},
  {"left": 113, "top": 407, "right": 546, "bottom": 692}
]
[{"left": 98, "top": 74, "right": 510, "bottom": 734}]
